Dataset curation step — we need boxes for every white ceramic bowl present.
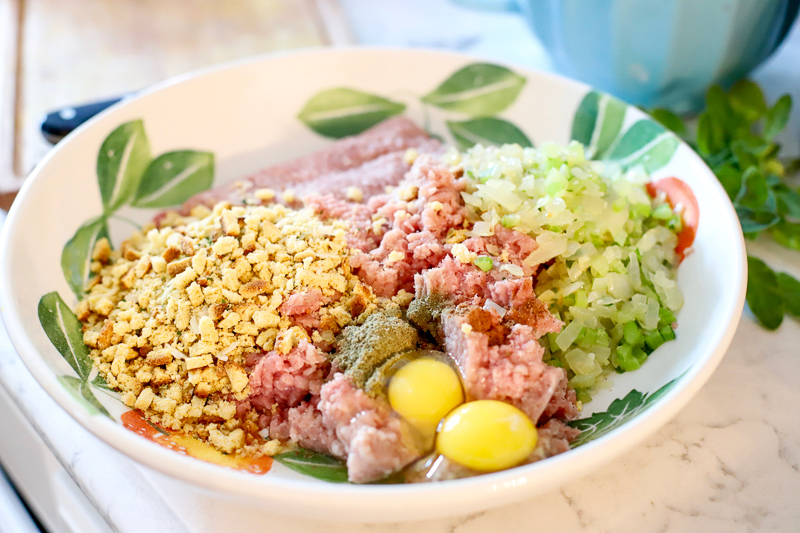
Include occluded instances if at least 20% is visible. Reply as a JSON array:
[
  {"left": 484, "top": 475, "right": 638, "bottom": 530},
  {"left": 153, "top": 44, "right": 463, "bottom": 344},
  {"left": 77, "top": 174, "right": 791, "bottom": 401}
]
[{"left": 0, "top": 48, "right": 745, "bottom": 522}]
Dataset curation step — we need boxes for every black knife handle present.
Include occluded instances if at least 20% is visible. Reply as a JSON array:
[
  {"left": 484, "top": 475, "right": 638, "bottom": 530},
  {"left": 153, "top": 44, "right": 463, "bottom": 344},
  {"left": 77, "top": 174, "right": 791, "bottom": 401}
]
[{"left": 40, "top": 96, "right": 125, "bottom": 144}]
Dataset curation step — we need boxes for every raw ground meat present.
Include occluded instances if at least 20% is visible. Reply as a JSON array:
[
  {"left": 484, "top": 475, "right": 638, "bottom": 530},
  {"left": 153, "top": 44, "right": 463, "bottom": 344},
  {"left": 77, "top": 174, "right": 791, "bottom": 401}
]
[
  {"left": 531, "top": 420, "right": 581, "bottom": 459},
  {"left": 310, "top": 155, "right": 468, "bottom": 297},
  {"left": 409, "top": 241, "right": 578, "bottom": 426},
  {"left": 442, "top": 310, "right": 576, "bottom": 424},
  {"left": 248, "top": 345, "right": 423, "bottom": 483},
  {"left": 318, "top": 373, "right": 424, "bottom": 483},
  {"left": 180, "top": 117, "right": 441, "bottom": 214},
  {"left": 236, "top": 118, "right": 581, "bottom": 482},
  {"left": 279, "top": 290, "right": 325, "bottom": 331},
  {"left": 249, "top": 340, "right": 328, "bottom": 414}
]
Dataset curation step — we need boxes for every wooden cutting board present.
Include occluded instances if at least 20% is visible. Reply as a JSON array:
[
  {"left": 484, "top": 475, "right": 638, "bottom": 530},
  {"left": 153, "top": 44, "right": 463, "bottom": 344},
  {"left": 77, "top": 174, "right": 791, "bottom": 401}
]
[{"left": 0, "top": 0, "right": 348, "bottom": 209}]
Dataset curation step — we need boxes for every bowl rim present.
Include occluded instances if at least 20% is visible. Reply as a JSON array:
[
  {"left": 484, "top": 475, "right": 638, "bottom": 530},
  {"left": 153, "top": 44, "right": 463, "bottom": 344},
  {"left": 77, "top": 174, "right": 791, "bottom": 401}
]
[{"left": 0, "top": 46, "right": 747, "bottom": 515}]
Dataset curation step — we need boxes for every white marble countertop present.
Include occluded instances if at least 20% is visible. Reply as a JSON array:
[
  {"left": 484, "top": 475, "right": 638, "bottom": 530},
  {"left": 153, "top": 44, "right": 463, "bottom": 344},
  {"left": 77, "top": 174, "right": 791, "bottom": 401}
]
[{"left": 1, "top": 2, "right": 800, "bottom": 531}]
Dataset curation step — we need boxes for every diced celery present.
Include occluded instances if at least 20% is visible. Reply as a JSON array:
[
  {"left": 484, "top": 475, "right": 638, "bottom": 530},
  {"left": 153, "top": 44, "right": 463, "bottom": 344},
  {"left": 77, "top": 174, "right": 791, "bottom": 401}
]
[
  {"left": 501, "top": 213, "right": 520, "bottom": 228},
  {"left": 623, "top": 322, "right": 643, "bottom": 346},
  {"left": 473, "top": 256, "right": 493, "bottom": 272},
  {"left": 667, "top": 215, "right": 683, "bottom": 232},
  {"left": 634, "top": 201, "right": 652, "bottom": 218},
  {"left": 457, "top": 140, "right": 685, "bottom": 393},
  {"left": 575, "top": 289, "right": 589, "bottom": 308},
  {"left": 658, "top": 307, "right": 677, "bottom": 326},
  {"left": 616, "top": 344, "right": 640, "bottom": 372},
  {"left": 575, "top": 326, "right": 588, "bottom": 345},
  {"left": 565, "top": 348, "right": 596, "bottom": 375},
  {"left": 652, "top": 203, "right": 674, "bottom": 220},
  {"left": 545, "top": 168, "right": 568, "bottom": 195},
  {"left": 547, "top": 357, "right": 564, "bottom": 368},
  {"left": 644, "top": 330, "right": 665, "bottom": 351},
  {"left": 546, "top": 332, "right": 560, "bottom": 352},
  {"left": 575, "top": 389, "right": 593, "bottom": 404},
  {"left": 569, "top": 373, "right": 597, "bottom": 389},
  {"left": 555, "top": 319, "right": 583, "bottom": 351},
  {"left": 595, "top": 328, "right": 610, "bottom": 346},
  {"left": 582, "top": 328, "right": 597, "bottom": 347}
]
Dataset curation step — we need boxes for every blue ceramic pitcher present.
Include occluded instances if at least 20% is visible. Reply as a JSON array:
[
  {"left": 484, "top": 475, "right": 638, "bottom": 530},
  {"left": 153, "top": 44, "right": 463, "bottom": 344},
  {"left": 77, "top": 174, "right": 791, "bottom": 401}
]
[{"left": 455, "top": 0, "right": 800, "bottom": 111}]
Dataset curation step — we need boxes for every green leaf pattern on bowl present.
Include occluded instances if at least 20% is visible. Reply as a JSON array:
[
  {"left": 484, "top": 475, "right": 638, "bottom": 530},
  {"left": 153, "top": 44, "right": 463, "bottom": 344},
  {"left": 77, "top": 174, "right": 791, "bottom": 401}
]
[
  {"left": 298, "top": 88, "right": 406, "bottom": 138},
  {"left": 446, "top": 117, "right": 532, "bottom": 151},
  {"left": 420, "top": 63, "right": 526, "bottom": 116},
  {"left": 569, "top": 377, "right": 679, "bottom": 448},
  {"left": 571, "top": 91, "right": 626, "bottom": 159},
  {"left": 606, "top": 120, "right": 680, "bottom": 172},
  {"left": 39, "top": 291, "right": 110, "bottom": 416},
  {"left": 43, "top": 120, "right": 214, "bottom": 416},
  {"left": 297, "top": 62, "right": 531, "bottom": 147},
  {"left": 132, "top": 150, "right": 215, "bottom": 208},
  {"left": 60, "top": 216, "right": 110, "bottom": 298},
  {"left": 274, "top": 449, "right": 349, "bottom": 483},
  {"left": 572, "top": 90, "right": 679, "bottom": 173},
  {"left": 97, "top": 120, "right": 152, "bottom": 213}
]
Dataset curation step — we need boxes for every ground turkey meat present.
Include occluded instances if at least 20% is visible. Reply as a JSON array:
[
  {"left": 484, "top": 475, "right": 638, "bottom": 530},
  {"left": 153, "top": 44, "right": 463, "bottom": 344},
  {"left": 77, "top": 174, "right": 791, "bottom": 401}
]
[
  {"left": 318, "top": 373, "right": 424, "bottom": 483},
  {"left": 310, "top": 155, "right": 468, "bottom": 297},
  {"left": 236, "top": 119, "right": 580, "bottom": 481},
  {"left": 248, "top": 342, "right": 424, "bottom": 483},
  {"left": 409, "top": 245, "right": 578, "bottom": 426},
  {"left": 181, "top": 116, "right": 441, "bottom": 214},
  {"left": 442, "top": 311, "right": 574, "bottom": 424}
]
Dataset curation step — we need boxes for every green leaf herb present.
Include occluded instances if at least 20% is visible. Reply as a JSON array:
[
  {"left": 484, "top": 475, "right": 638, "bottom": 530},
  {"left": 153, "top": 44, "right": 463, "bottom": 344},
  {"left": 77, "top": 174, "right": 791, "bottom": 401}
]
[
  {"left": 133, "top": 150, "right": 215, "bottom": 208},
  {"left": 649, "top": 108, "right": 687, "bottom": 137},
  {"left": 650, "top": 83, "right": 798, "bottom": 245},
  {"left": 273, "top": 449, "right": 349, "bottom": 483},
  {"left": 421, "top": 63, "right": 526, "bottom": 116},
  {"left": 777, "top": 272, "right": 800, "bottom": 318},
  {"left": 746, "top": 256, "right": 785, "bottom": 330},
  {"left": 60, "top": 216, "right": 109, "bottom": 298},
  {"left": 297, "top": 88, "right": 405, "bottom": 138},
  {"left": 649, "top": 82, "right": 800, "bottom": 330},
  {"left": 764, "top": 94, "right": 792, "bottom": 141},
  {"left": 97, "top": 120, "right": 152, "bottom": 212},
  {"left": 446, "top": 117, "right": 532, "bottom": 151},
  {"left": 773, "top": 183, "right": 800, "bottom": 218},
  {"left": 771, "top": 221, "right": 800, "bottom": 250},
  {"left": 728, "top": 79, "right": 767, "bottom": 122}
]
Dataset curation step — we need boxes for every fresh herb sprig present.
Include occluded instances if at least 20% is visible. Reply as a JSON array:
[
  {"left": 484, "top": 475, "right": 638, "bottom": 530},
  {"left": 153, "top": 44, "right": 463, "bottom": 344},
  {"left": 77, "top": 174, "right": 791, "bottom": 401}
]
[{"left": 650, "top": 81, "right": 800, "bottom": 330}]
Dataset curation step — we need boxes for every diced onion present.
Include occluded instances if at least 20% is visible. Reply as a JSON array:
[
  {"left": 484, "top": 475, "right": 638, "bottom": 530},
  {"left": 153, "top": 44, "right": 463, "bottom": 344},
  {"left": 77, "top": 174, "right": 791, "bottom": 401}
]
[
  {"left": 166, "top": 345, "right": 186, "bottom": 360},
  {"left": 483, "top": 299, "right": 507, "bottom": 318},
  {"left": 459, "top": 141, "right": 684, "bottom": 387},
  {"left": 217, "top": 341, "right": 239, "bottom": 362},
  {"left": 500, "top": 264, "right": 524, "bottom": 277}
]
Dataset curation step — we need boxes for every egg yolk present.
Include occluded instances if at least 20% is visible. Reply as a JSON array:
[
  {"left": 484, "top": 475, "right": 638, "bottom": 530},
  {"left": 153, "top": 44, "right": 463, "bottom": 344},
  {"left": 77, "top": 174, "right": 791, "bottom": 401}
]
[
  {"left": 388, "top": 358, "right": 464, "bottom": 436},
  {"left": 436, "top": 400, "right": 537, "bottom": 472}
]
